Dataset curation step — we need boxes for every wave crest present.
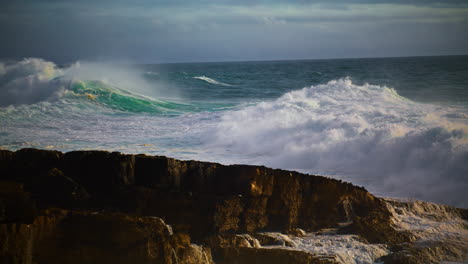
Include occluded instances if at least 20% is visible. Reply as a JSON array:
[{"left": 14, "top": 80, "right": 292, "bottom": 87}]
[
  {"left": 207, "top": 78, "right": 468, "bottom": 207},
  {"left": 193, "top": 76, "right": 234, "bottom": 86},
  {"left": 0, "top": 58, "right": 191, "bottom": 114}
]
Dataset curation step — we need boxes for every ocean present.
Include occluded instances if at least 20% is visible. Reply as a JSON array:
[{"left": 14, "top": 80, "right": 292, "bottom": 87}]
[{"left": 0, "top": 56, "right": 467, "bottom": 208}]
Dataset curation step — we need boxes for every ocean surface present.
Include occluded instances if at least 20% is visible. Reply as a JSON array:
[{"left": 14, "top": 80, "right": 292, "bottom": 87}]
[{"left": 0, "top": 56, "right": 467, "bottom": 208}]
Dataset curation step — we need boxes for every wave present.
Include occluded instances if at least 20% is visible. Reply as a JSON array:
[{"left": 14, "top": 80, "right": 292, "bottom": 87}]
[
  {"left": 67, "top": 80, "right": 194, "bottom": 114},
  {"left": 205, "top": 78, "right": 468, "bottom": 207},
  {"left": 0, "top": 58, "right": 194, "bottom": 114},
  {"left": 193, "top": 76, "right": 234, "bottom": 86},
  {"left": 0, "top": 58, "right": 67, "bottom": 106}
]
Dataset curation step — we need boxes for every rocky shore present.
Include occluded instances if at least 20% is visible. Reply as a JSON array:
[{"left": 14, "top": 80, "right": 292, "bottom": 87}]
[{"left": 0, "top": 148, "right": 466, "bottom": 263}]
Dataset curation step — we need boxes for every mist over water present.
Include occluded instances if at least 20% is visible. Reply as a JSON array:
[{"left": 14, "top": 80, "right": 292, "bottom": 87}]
[{"left": 1, "top": 56, "right": 467, "bottom": 208}]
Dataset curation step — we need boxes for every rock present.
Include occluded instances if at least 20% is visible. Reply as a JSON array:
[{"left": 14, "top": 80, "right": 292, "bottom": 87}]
[
  {"left": 0, "top": 149, "right": 62, "bottom": 185},
  {"left": 253, "top": 232, "right": 297, "bottom": 247},
  {"left": 135, "top": 155, "right": 171, "bottom": 188},
  {"left": 0, "top": 150, "right": 15, "bottom": 180},
  {"left": 0, "top": 181, "right": 36, "bottom": 224},
  {"left": 28, "top": 168, "right": 89, "bottom": 208},
  {"left": 287, "top": 228, "right": 307, "bottom": 237},
  {"left": 1, "top": 208, "right": 213, "bottom": 264},
  {"left": 0, "top": 223, "right": 34, "bottom": 264},
  {"left": 216, "top": 247, "right": 337, "bottom": 264},
  {"left": 207, "top": 233, "right": 261, "bottom": 249},
  {"left": 63, "top": 151, "right": 135, "bottom": 192},
  {"left": 382, "top": 240, "right": 468, "bottom": 264},
  {"left": 3, "top": 148, "right": 453, "bottom": 264}
]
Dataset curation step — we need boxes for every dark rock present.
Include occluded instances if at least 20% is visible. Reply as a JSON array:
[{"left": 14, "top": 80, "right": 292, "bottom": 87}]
[
  {"left": 0, "top": 149, "right": 62, "bottom": 185},
  {"left": 1, "top": 208, "right": 213, "bottom": 264},
  {"left": 0, "top": 150, "right": 15, "bottom": 180},
  {"left": 252, "top": 232, "right": 296, "bottom": 247},
  {"left": 0, "top": 148, "right": 426, "bottom": 263},
  {"left": 135, "top": 154, "right": 170, "bottom": 188},
  {"left": 0, "top": 181, "right": 36, "bottom": 224},
  {"left": 28, "top": 168, "right": 90, "bottom": 208},
  {"left": 63, "top": 151, "right": 135, "bottom": 192},
  {"left": 382, "top": 240, "right": 468, "bottom": 264},
  {"left": 216, "top": 247, "right": 337, "bottom": 264}
]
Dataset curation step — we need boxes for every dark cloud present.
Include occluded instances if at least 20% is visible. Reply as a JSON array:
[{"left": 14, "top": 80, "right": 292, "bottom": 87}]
[{"left": 0, "top": 0, "right": 467, "bottom": 63}]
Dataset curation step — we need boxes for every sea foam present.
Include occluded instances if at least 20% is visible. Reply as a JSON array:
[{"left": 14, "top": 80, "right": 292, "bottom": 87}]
[{"left": 204, "top": 78, "right": 468, "bottom": 207}]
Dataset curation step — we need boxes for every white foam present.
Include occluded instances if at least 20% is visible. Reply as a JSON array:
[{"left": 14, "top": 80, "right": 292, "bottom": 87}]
[
  {"left": 262, "top": 232, "right": 389, "bottom": 264},
  {"left": 193, "top": 76, "right": 234, "bottom": 86},
  {"left": 385, "top": 198, "right": 468, "bottom": 242},
  {"left": 203, "top": 78, "right": 468, "bottom": 207}
]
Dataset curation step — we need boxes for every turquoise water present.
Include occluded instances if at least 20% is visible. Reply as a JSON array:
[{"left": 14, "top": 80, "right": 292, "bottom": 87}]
[{"left": 0, "top": 56, "right": 467, "bottom": 207}]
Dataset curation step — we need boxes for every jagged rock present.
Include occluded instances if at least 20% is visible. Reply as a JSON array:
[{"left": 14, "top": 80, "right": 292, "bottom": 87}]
[
  {"left": 206, "top": 233, "right": 340, "bottom": 264},
  {"left": 253, "top": 232, "right": 296, "bottom": 247},
  {"left": 287, "top": 228, "right": 307, "bottom": 237},
  {"left": 382, "top": 240, "right": 468, "bottom": 264},
  {"left": 3, "top": 149, "right": 398, "bottom": 242},
  {"left": 1, "top": 208, "right": 213, "bottom": 264},
  {"left": 3, "top": 148, "right": 458, "bottom": 264},
  {"left": 216, "top": 247, "right": 337, "bottom": 264},
  {"left": 207, "top": 233, "right": 261, "bottom": 249}
]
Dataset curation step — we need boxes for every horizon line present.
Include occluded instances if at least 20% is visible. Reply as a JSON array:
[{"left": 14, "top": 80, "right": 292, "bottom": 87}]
[{"left": 149, "top": 53, "right": 468, "bottom": 65}]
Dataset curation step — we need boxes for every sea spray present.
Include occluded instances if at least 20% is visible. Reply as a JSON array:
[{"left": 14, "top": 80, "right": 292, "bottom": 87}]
[{"left": 204, "top": 78, "right": 468, "bottom": 207}]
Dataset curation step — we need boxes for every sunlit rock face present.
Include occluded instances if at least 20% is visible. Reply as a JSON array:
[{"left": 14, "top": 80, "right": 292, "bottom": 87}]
[{"left": 0, "top": 148, "right": 466, "bottom": 264}]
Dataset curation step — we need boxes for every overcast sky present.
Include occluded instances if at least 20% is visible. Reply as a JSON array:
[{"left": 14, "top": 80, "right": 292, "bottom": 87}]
[{"left": 1, "top": 0, "right": 467, "bottom": 63}]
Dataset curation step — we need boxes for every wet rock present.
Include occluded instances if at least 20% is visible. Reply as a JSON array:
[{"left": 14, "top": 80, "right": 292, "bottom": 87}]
[
  {"left": 287, "top": 228, "right": 307, "bottom": 237},
  {"left": 1, "top": 208, "right": 213, "bottom": 264},
  {"left": 253, "top": 232, "right": 296, "bottom": 247},
  {"left": 1, "top": 148, "right": 442, "bottom": 263},
  {"left": 217, "top": 247, "right": 337, "bottom": 264},
  {"left": 382, "top": 240, "right": 468, "bottom": 264},
  {"left": 207, "top": 233, "right": 261, "bottom": 249}
]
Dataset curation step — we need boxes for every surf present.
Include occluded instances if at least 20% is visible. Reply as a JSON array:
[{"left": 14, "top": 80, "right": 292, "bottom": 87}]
[
  {"left": 0, "top": 58, "right": 202, "bottom": 115},
  {"left": 203, "top": 78, "right": 468, "bottom": 207}
]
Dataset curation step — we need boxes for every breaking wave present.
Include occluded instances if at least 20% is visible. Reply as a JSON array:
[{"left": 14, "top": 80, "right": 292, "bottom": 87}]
[
  {"left": 0, "top": 58, "right": 195, "bottom": 114},
  {"left": 193, "top": 76, "right": 234, "bottom": 86},
  {"left": 206, "top": 78, "right": 468, "bottom": 207}
]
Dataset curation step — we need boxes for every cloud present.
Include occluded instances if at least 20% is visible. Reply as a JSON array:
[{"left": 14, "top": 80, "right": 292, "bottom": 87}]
[{"left": 0, "top": 0, "right": 467, "bottom": 62}]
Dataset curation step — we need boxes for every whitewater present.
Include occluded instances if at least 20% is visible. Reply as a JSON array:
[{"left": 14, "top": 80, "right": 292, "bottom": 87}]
[{"left": 0, "top": 57, "right": 467, "bottom": 208}]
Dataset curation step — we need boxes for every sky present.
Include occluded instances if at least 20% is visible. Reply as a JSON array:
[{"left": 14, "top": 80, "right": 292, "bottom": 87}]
[{"left": 1, "top": 0, "right": 467, "bottom": 63}]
